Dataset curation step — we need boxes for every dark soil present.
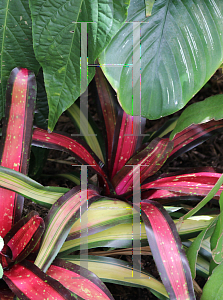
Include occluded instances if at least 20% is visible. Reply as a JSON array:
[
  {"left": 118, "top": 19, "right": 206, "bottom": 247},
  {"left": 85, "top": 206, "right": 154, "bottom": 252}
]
[{"left": 25, "top": 69, "right": 223, "bottom": 299}]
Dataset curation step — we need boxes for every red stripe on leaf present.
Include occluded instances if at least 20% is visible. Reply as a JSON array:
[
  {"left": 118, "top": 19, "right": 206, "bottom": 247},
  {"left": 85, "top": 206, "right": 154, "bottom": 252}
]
[
  {"left": 1, "top": 212, "right": 44, "bottom": 270},
  {"left": 48, "top": 259, "right": 114, "bottom": 300},
  {"left": 32, "top": 128, "right": 112, "bottom": 194},
  {"left": 111, "top": 111, "right": 145, "bottom": 179},
  {"left": 113, "top": 138, "right": 173, "bottom": 195},
  {"left": 142, "top": 172, "right": 223, "bottom": 197},
  {"left": 170, "top": 120, "right": 223, "bottom": 158},
  {"left": 0, "top": 68, "right": 36, "bottom": 237},
  {"left": 95, "top": 67, "right": 118, "bottom": 173},
  {"left": 3, "top": 260, "right": 80, "bottom": 300},
  {"left": 141, "top": 201, "right": 195, "bottom": 299}
]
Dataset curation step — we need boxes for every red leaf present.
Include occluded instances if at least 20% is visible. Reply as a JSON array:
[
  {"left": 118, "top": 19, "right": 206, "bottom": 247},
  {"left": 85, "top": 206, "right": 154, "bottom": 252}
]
[
  {"left": 1, "top": 212, "right": 44, "bottom": 269},
  {"left": 0, "top": 68, "right": 36, "bottom": 237},
  {"left": 141, "top": 200, "right": 195, "bottom": 299},
  {"left": 95, "top": 67, "right": 119, "bottom": 173},
  {"left": 110, "top": 110, "right": 146, "bottom": 179},
  {"left": 169, "top": 120, "right": 223, "bottom": 161},
  {"left": 141, "top": 172, "right": 223, "bottom": 198},
  {"left": 32, "top": 128, "right": 113, "bottom": 194},
  {"left": 112, "top": 138, "right": 173, "bottom": 195},
  {"left": 35, "top": 186, "right": 101, "bottom": 272},
  {"left": 47, "top": 259, "right": 114, "bottom": 300},
  {"left": 3, "top": 260, "right": 80, "bottom": 300}
]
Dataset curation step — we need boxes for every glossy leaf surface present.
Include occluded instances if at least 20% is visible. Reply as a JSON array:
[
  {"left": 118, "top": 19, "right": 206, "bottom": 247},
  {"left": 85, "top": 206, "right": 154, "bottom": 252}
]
[
  {"left": 0, "top": 68, "right": 36, "bottom": 237},
  {"left": 29, "top": 0, "right": 130, "bottom": 130},
  {"left": 99, "top": 0, "right": 223, "bottom": 120},
  {"left": 141, "top": 200, "right": 195, "bottom": 299}
]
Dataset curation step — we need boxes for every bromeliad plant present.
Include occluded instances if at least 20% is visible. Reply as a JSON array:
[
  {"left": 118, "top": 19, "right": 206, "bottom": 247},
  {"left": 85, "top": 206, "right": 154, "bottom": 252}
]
[
  {"left": 1, "top": 67, "right": 223, "bottom": 299},
  {"left": 0, "top": 68, "right": 118, "bottom": 299}
]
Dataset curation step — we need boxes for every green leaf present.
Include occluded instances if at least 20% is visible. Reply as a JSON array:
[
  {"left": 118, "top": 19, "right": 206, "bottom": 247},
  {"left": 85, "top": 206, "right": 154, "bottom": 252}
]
[
  {"left": 64, "top": 255, "right": 169, "bottom": 299},
  {"left": 170, "top": 95, "right": 223, "bottom": 140},
  {"left": 0, "top": 0, "right": 39, "bottom": 119},
  {"left": 211, "top": 192, "right": 223, "bottom": 264},
  {"left": 201, "top": 261, "right": 223, "bottom": 300},
  {"left": 0, "top": 166, "right": 68, "bottom": 208},
  {"left": 186, "top": 217, "right": 217, "bottom": 279},
  {"left": 145, "top": 0, "right": 155, "bottom": 16},
  {"left": 29, "top": 0, "right": 130, "bottom": 131},
  {"left": 67, "top": 102, "right": 105, "bottom": 163},
  {"left": 34, "top": 186, "right": 100, "bottom": 272},
  {"left": 99, "top": 0, "right": 223, "bottom": 120}
]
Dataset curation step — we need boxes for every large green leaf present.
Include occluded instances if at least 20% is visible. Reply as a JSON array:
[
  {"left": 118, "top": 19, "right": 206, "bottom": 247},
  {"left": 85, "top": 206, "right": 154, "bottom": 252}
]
[
  {"left": 99, "top": 0, "right": 223, "bottom": 119},
  {"left": 29, "top": 0, "right": 130, "bottom": 130},
  {"left": 0, "top": 0, "right": 39, "bottom": 120}
]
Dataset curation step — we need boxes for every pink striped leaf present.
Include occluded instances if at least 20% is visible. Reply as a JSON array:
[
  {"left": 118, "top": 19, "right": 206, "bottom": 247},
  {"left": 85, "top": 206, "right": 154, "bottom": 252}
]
[
  {"left": 112, "top": 137, "right": 173, "bottom": 195},
  {"left": 95, "top": 67, "right": 119, "bottom": 173},
  {"left": 0, "top": 67, "right": 36, "bottom": 237},
  {"left": 141, "top": 200, "right": 195, "bottom": 299},
  {"left": 3, "top": 259, "right": 82, "bottom": 300},
  {"left": 32, "top": 128, "right": 112, "bottom": 194},
  {"left": 0, "top": 212, "right": 44, "bottom": 270},
  {"left": 47, "top": 258, "right": 114, "bottom": 300},
  {"left": 110, "top": 109, "right": 146, "bottom": 179},
  {"left": 167, "top": 120, "right": 223, "bottom": 163},
  {"left": 141, "top": 172, "right": 223, "bottom": 198},
  {"left": 34, "top": 185, "right": 101, "bottom": 272}
]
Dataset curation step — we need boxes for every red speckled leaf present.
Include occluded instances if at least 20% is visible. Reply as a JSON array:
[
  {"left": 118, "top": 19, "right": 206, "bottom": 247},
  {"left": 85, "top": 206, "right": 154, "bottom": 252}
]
[
  {"left": 168, "top": 120, "right": 223, "bottom": 163},
  {"left": 141, "top": 200, "right": 195, "bottom": 300},
  {"left": 141, "top": 172, "right": 223, "bottom": 198},
  {"left": 0, "top": 68, "right": 36, "bottom": 237},
  {"left": 110, "top": 110, "right": 146, "bottom": 179},
  {"left": 95, "top": 67, "right": 119, "bottom": 174},
  {"left": 32, "top": 128, "right": 112, "bottom": 194},
  {"left": 3, "top": 260, "right": 81, "bottom": 300},
  {"left": 34, "top": 186, "right": 101, "bottom": 272},
  {"left": 112, "top": 138, "right": 173, "bottom": 195},
  {"left": 47, "top": 258, "right": 114, "bottom": 300},
  {"left": 0, "top": 212, "right": 44, "bottom": 269}
]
